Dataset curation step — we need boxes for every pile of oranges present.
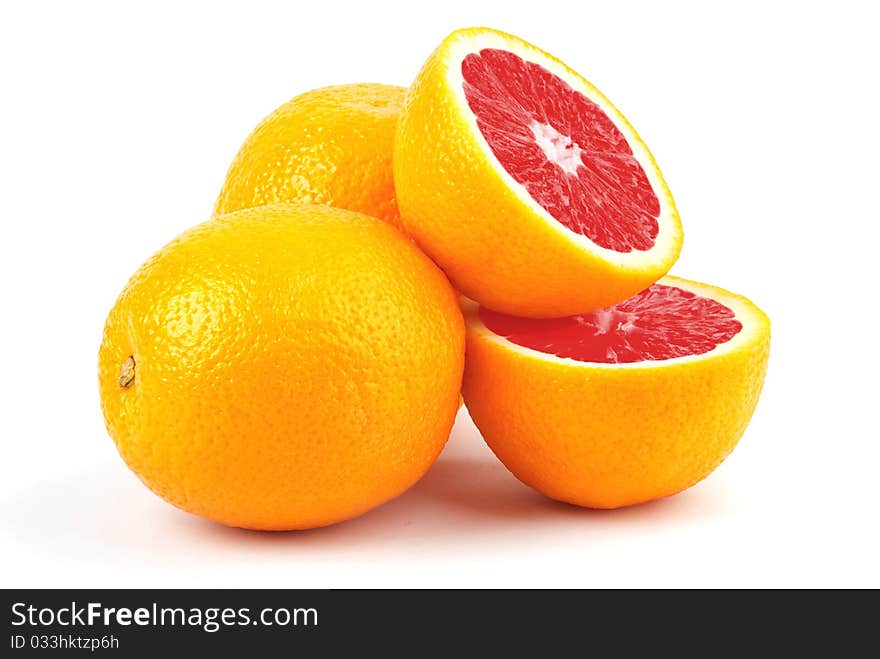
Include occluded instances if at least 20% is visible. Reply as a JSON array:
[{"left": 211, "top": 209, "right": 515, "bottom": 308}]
[{"left": 99, "top": 27, "right": 769, "bottom": 530}]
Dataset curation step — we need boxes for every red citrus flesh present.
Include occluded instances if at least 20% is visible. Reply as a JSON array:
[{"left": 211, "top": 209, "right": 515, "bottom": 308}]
[
  {"left": 478, "top": 284, "right": 743, "bottom": 364},
  {"left": 461, "top": 48, "right": 660, "bottom": 253}
]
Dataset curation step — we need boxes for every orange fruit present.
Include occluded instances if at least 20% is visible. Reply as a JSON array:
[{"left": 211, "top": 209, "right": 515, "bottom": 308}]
[
  {"left": 462, "top": 276, "right": 769, "bottom": 508},
  {"left": 98, "top": 203, "right": 464, "bottom": 530},
  {"left": 215, "top": 83, "right": 405, "bottom": 227},
  {"left": 394, "top": 27, "right": 683, "bottom": 317}
]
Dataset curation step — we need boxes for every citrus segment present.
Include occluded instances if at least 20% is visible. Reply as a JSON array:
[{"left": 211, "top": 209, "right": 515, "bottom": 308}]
[
  {"left": 479, "top": 284, "right": 743, "bottom": 364},
  {"left": 462, "top": 276, "right": 770, "bottom": 509},
  {"left": 462, "top": 48, "right": 659, "bottom": 252},
  {"left": 394, "top": 27, "right": 683, "bottom": 317}
]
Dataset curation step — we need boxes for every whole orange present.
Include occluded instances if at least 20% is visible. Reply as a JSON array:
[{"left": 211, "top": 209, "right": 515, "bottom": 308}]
[
  {"left": 215, "top": 83, "right": 405, "bottom": 227},
  {"left": 98, "top": 203, "right": 464, "bottom": 530}
]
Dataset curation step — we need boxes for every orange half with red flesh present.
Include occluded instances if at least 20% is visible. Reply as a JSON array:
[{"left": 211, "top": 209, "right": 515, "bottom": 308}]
[
  {"left": 462, "top": 276, "right": 770, "bottom": 508},
  {"left": 395, "top": 27, "right": 682, "bottom": 317}
]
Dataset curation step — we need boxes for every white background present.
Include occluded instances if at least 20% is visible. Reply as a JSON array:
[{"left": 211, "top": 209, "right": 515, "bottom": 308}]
[{"left": 1, "top": 1, "right": 878, "bottom": 588}]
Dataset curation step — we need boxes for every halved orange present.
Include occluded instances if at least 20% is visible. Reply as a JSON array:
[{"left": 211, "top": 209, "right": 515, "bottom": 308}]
[
  {"left": 462, "top": 276, "right": 770, "bottom": 508},
  {"left": 394, "top": 27, "right": 683, "bottom": 317}
]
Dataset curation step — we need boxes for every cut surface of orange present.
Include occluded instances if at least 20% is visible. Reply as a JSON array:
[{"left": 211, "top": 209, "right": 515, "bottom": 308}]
[
  {"left": 462, "top": 276, "right": 769, "bottom": 508},
  {"left": 394, "top": 27, "right": 682, "bottom": 317}
]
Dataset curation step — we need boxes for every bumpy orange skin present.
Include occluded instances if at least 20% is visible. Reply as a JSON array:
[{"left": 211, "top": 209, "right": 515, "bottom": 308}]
[
  {"left": 215, "top": 84, "right": 405, "bottom": 227},
  {"left": 462, "top": 276, "right": 770, "bottom": 508},
  {"left": 99, "top": 204, "right": 464, "bottom": 530},
  {"left": 394, "top": 28, "right": 683, "bottom": 317}
]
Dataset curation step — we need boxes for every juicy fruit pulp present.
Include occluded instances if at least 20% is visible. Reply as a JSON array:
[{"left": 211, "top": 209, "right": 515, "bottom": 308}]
[
  {"left": 99, "top": 204, "right": 464, "bottom": 531},
  {"left": 479, "top": 284, "right": 743, "bottom": 364},
  {"left": 462, "top": 49, "right": 660, "bottom": 252}
]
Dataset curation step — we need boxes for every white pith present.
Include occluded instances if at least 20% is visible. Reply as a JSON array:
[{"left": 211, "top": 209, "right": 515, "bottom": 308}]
[
  {"left": 463, "top": 276, "right": 769, "bottom": 370},
  {"left": 442, "top": 29, "right": 681, "bottom": 269},
  {"left": 529, "top": 120, "right": 585, "bottom": 176}
]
